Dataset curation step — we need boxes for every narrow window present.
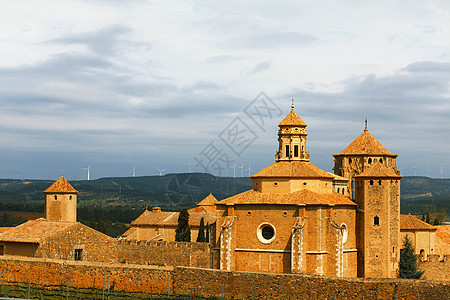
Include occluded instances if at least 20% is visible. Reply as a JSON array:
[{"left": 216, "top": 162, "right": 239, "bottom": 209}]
[
  {"left": 74, "top": 249, "right": 83, "bottom": 261},
  {"left": 69, "top": 195, "right": 72, "bottom": 200},
  {"left": 294, "top": 145, "right": 299, "bottom": 157},
  {"left": 337, "top": 188, "right": 340, "bottom": 193},
  {"left": 0, "top": 245, "right": 4, "bottom": 255},
  {"left": 379, "top": 158, "right": 383, "bottom": 163},
  {"left": 54, "top": 195, "right": 57, "bottom": 200},
  {"left": 370, "top": 180, "right": 374, "bottom": 185},
  {"left": 285, "top": 145, "right": 290, "bottom": 157},
  {"left": 342, "top": 189, "right": 345, "bottom": 195},
  {"left": 368, "top": 158, "right": 372, "bottom": 164},
  {"left": 351, "top": 180, "right": 355, "bottom": 200},
  {"left": 374, "top": 216, "right": 379, "bottom": 226},
  {"left": 349, "top": 158, "right": 352, "bottom": 164},
  {"left": 378, "top": 180, "right": 382, "bottom": 185}
]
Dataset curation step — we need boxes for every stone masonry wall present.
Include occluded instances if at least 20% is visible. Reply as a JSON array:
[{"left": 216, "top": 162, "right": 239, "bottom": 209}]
[
  {"left": 0, "top": 256, "right": 449, "bottom": 299},
  {"left": 115, "top": 240, "right": 210, "bottom": 268},
  {"left": 418, "top": 254, "right": 450, "bottom": 281}
]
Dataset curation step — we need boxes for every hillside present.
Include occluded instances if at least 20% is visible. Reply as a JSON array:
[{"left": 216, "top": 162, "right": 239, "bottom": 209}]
[{"left": 0, "top": 174, "right": 448, "bottom": 217}]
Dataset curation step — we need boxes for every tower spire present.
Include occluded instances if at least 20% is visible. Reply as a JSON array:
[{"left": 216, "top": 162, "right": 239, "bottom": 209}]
[
  {"left": 364, "top": 118, "right": 368, "bottom": 131},
  {"left": 291, "top": 99, "right": 295, "bottom": 111}
]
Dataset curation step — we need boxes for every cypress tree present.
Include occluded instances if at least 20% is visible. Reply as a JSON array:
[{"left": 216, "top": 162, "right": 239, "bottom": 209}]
[
  {"left": 205, "top": 222, "right": 210, "bottom": 243},
  {"left": 196, "top": 217, "right": 206, "bottom": 242},
  {"left": 175, "top": 209, "right": 191, "bottom": 242},
  {"left": 425, "top": 212, "right": 431, "bottom": 224},
  {"left": 398, "top": 235, "right": 424, "bottom": 279}
]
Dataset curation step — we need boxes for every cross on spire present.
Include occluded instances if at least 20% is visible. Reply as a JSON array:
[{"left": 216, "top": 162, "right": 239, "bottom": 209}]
[
  {"left": 365, "top": 118, "right": 368, "bottom": 131},
  {"left": 291, "top": 99, "right": 295, "bottom": 111}
]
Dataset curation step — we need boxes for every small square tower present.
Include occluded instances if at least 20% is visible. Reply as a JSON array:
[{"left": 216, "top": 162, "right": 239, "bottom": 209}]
[{"left": 44, "top": 176, "right": 78, "bottom": 222}]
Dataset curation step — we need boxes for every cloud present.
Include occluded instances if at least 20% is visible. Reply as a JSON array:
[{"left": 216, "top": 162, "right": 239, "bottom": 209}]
[
  {"left": 247, "top": 61, "right": 271, "bottom": 75},
  {"left": 46, "top": 25, "right": 133, "bottom": 55},
  {"left": 224, "top": 31, "right": 318, "bottom": 50},
  {"left": 406, "top": 61, "right": 450, "bottom": 73}
]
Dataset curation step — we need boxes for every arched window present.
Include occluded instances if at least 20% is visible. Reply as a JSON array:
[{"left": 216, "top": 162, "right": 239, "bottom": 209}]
[
  {"left": 368, "top": 158, "right": 372, "bottom": 164},
  {"left": 378, "top": 180, "right": 382, "bottom": 185},
  {"left": 374, "top": 216, "right": 379, "bottom": 226},
  {"left": 54, "top": 195, "right": 57, "bottom": 200},
  {"left": 337, "top": 188, "right": 340, "bottom": 193},
  {"left": 370, "top": 180, "right": 374, "bottom": 185},
  {"left": 379, "top": 158, "right": 383, "bottom": 163},
  {"left": 342, "top": 189, "right": 345, "bottom": 195}
]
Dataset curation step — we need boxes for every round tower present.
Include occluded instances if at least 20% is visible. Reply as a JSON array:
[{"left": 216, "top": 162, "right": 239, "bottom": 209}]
[{"left": 44, "top": 176, "right": 78, "bottom": 222}]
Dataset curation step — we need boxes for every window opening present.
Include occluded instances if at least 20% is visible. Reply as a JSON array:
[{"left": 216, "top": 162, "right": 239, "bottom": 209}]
[
  {"left": 378, "top": 180, "right": 382, "bottom": 185},
  {"left": 368, "top": 158, "right": 372, "bottom": 164},
  {"left": 285, "top": 145, "right": 290, "bottom": 157},
  {"left": 294, "top": 145, "right": 299, "bottom": 157},
  {"left": 54, "top": 195, "right": 57, "bottom": 200},
  {"left": 374, "top": 216, "right": 379, "bottom": 226},
  {"left": 370, "top": 180, "right": 374, "bottom": 185},
  {"left": 74, "top": 249, "right": 83, "bottom": 261},
  {"left": 379, "top": 158, "right": 383, "bottom": 163}
]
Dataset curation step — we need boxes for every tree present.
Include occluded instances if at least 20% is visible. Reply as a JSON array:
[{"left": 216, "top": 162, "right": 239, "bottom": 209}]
[
  {"left": 433, "top": 217, "right": 440, "bottom": 225},
  {"left": 196, "top": 217, "right": 206, "bottom": 242},
  {"left": 175, "top": 208, "right": 191, "bottom": 242},
  {"left": 205, "top": 222, "right": 210, "bottom": 243},
  {"left": 425, "top": 212, "right": 431, "bottom": 224},
  {"left": 398, "top": 235, "right": 424, "bottom": 279}
]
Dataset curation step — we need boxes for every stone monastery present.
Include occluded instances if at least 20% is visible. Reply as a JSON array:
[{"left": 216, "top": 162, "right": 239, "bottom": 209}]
[{"left": 0, "top": 102, "right": 441, "bottom": 281}]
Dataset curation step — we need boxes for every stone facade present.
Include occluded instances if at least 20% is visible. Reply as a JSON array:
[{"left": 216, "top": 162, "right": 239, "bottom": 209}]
[
  {"left": 44, "top": 176, "right": 78, "bottom": 223},
  {"left": 418, "top": 254, "right": 450, "bottom": 281}
]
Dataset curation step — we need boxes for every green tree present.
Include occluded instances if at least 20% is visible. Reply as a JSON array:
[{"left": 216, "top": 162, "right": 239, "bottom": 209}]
[
  {"left": 196, "top": 217, "right": 206, "bottom": 242},
  {"left": 433, "top": 217, "right": 440, "bottom": 225},
  {"left": 175, "top": 208, "right": 191, "bottom": 242},
  {"left": 425, "top": 212, "right": 431, "bottom": 224},
  {"left": 398, "top": 235, "right": 424, "bottom": 279},
  {"left": 205, "top": 222, "right": 210, "bottom": 243}
]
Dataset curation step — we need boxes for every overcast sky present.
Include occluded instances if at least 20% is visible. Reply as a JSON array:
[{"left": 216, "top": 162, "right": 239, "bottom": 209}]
[{"left": 0, "top": 0, "right": 449, "bottom": 180}]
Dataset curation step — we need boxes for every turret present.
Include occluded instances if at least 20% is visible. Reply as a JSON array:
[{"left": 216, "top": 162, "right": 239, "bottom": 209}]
[{"left": 44, "top": 176, "right": 78, "bottom": 222}]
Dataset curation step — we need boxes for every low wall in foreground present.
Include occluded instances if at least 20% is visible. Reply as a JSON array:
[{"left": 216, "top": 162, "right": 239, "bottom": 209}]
[{"left": 0, "top": 256, "right": 449, "bottom": 299}]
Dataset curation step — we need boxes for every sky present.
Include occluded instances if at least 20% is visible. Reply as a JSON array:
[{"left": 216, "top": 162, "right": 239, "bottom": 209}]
[{"left": 0, "top": 0, "right": 449, "bottom": 180}]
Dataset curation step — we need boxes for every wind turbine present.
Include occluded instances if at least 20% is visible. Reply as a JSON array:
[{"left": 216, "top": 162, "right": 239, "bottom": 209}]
[
  {"left": 188, "top": 162, "right": 192, "bottom": 173},
  {"left": 413, "top": 166, "right": 417, "bottom": 176},
  {"left": 440, "top": 167, "right": 445, "bottom": 179},
  {"left": 426, "top": 164, "right": 430, "bottom": 178},
  {"left": 246, "top": 164, "right": 252, "bottom": 177},
  {"left": 155, "top": 166, "right": 166, "bottom": 176},
  {"left": 232, "top": 163, "right": 236, "bottom": 178},
  {"left": 239, "top": 164, "right": 244, "bottom": 177},
  {"left": 82, "top": 165, "right": 91, "bottom": 181},
  {"left": 132, "top": 165, "right": 136, "bottom": 177}
]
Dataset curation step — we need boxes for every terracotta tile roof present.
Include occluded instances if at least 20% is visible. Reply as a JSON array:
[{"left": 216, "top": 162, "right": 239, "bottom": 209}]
[
  {"left": 121, "top": 227, "right": 137, "bottom": 238},
  {"left": 278, "top": 109, "right": 307, "bottom": 126},
  {"left": 197, "top": 194, "right": 218, "bottom": 206},
  {"left": 188, "top": 206, "right": 216, "bottom": 213},
  {"left": 217, "top": 189, "right": 356, "bottom": 206},
  {"left": 44, "top": 176, "right": 78, "bottom": 194},
  {"left": 436, "top": 225, "right": 450, "bottom": 255},
  {"left": 400, "top": 214, "right": 436, "bottom": 231},
  {"left": 334, "top": 129, "right": 397, "bottom": 156},
  {"left": 355, "top": 162, "right": 402, "bottom": 178},
  {"left": 0, "top": 227, "right": 13, "bottom": 233},
  {"left": 327, "top": 172, "right": 348, "bottom": 182},
  {"left": 131, "top": 210, "right": 216, "bottom": 227},
  {"left": 252, "top": 161, "right": 334, "bottom": 179},
  {"left": 0, "top": 219, "right": 77, "bottom": 243}
]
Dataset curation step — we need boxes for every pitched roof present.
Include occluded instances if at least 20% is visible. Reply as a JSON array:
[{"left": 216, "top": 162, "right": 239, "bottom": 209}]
[
  {"left": 197, "top": 193, "right": 218, "bottom": 206},
  {"left": 334, "top": 129, "right": 397, "bottom": 156},
  {"left": 217, "top": 189, "right": 356, "bottom": 206},
  {"left": 131, "top": 210, "right": 216, "bottom": 226},
  {"left": 278, "top": 109, "right": 307, "bottom": 126},
  {"left": 327, "top": 172, "right": 348, "bottom": 182},
  {"left": 400, "top": 214, "right": 436, "bottom": 231},
  {"left": 252, "top": 161, "right": 334, "bottom": 179},
  {"left": 44, "top": 176, "right": 78, "bottom": 194},
  {"left": 0, "top": 219, "right": 77, "bottom": 243},
  {"left": 355, "top": 162, "right": 402, "bottom": 178},
  {"left": 121, "top": 227, "right": 137, "bottom": 238}
]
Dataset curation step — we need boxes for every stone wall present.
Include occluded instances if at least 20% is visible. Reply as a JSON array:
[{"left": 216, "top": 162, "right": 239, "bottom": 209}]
[
  {"left": 0, "top": 256, "right": 449, "bottom": 299},
  {"left": 418, "top": 254, "right": 450, "bottom": 281},
  {"left": 115, "top": 240, "right": 210, "bottom": 268}
]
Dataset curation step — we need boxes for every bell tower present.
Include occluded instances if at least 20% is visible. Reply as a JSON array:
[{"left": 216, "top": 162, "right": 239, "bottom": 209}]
[{"left": 275, "top": 100, "right": 310, "bottom": 162}]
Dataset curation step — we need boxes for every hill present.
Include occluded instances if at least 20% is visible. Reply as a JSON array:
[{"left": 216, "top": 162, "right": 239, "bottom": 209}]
[{"left": 0, "top": 174, "right": 448, "bottom": 218}]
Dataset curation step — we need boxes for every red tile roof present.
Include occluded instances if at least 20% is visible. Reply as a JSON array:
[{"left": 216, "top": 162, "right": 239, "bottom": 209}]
[
  {"left": 0, "top": 219, "right": 77, "bottom": 243},
  {"left": 44, "top": 176, "right": 78, "bottom": 194},
  {"left": 252, "top": 161, "right": 334, "bottom": 179},
  {"left": 218, "top": 189, "right": 356, "bottom": 206},
  {"left": 334, "top": 129, "right": 397, "bottom": 156},
  {"left": 355, "top": 162, "right": 401, "bottom": 178},
  {"left": 131, "top": 210, "right": 216, "bottom": 227},
  {"left": 400, "top": 214, "right": 436, "bottom": 231},
  {"left": 278, "top": 109, "right": 307, "bottom": 126},
  {"left": 197, "top": 193, "right": 218, "bottom": 206}
]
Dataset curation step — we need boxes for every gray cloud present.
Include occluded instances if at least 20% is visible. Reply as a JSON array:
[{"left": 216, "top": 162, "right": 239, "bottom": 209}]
[
  {"left": 248, "top": 61, "right": 271, "bottom": 75},
  {"left": 224, "top": 32, "right": 318, "bottom": 50}
]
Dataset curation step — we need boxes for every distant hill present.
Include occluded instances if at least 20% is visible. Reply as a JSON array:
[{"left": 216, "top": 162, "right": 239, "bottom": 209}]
[{"left": 0, "top": 174, "right": 448, "bottom": 217}]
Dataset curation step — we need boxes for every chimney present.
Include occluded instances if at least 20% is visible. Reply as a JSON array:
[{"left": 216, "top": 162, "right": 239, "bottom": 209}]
[{"left": 153, "top": 207, "right": 161, "bottom": 213}]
